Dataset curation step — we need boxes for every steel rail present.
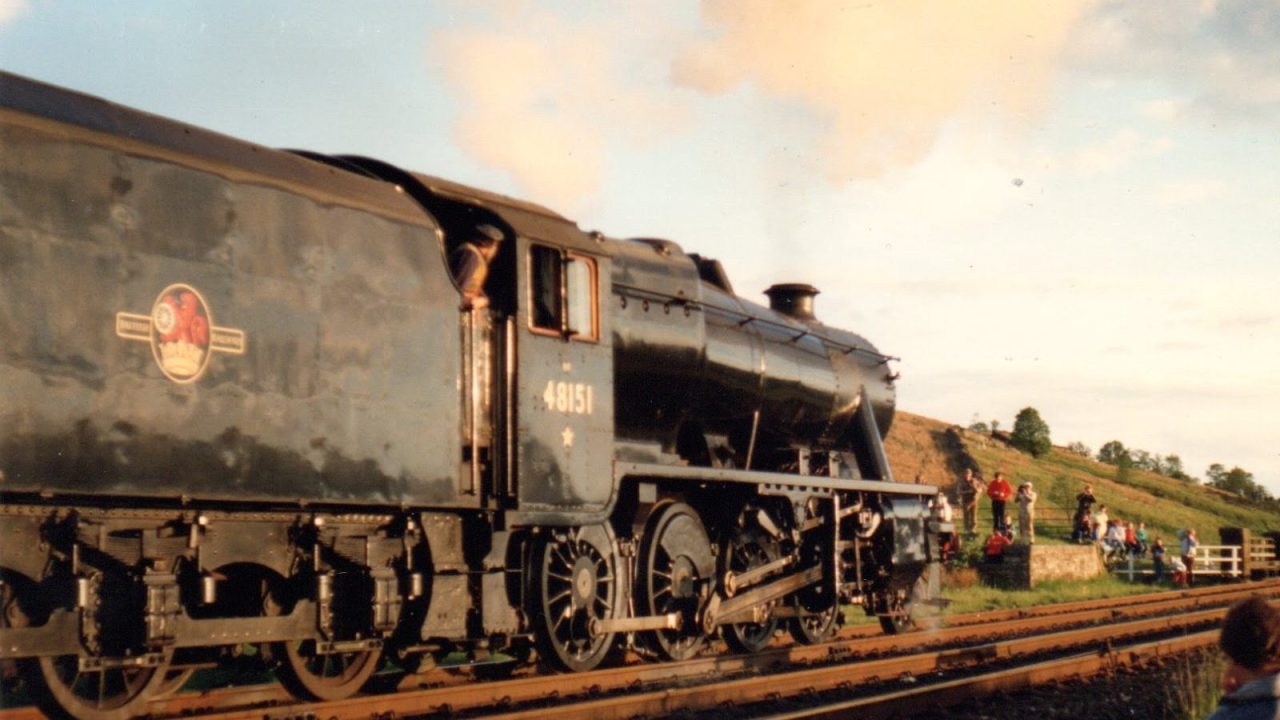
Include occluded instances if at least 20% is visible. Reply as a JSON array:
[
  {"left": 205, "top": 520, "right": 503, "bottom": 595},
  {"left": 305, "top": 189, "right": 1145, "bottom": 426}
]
[
  {"left": 150, "top": 596, "right": 1234, "bottom": 720},
  {"left": 6, "top": 580, "right": 1271, "bottom": 720},
  {"left": 469, "top": 609, "right": 1225, "bottom": 720},
  {"left": 757, "top": 631, "right": 1219, "bottom": 720}
]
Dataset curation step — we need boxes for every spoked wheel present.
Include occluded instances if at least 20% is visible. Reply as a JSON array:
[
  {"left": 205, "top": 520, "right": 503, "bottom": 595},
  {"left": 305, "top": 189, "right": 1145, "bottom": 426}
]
[
  {"left": 15, "top": 570, "right": 167, "bottom": 720},
  {"left": 788, "top": 499, "right": 840, "bottom": 645},
  {"left": 719, "top": 524, "right": 780, "bottom": 653},
  {"left": 529, "top": 524, "right": 620, "bottom": 672},
  {"left": 26, "top": 652, "right": 167, "bottom": 720},
  {"left": 263, "top": 570, "right": 382, "bottom": 701},
  {"left": 636, "top": 503, "right": 715, "bottom": 661},
  {"left": 275, "top": 640, "right": 381, "bottom": 701},
  {"left": 1, "top": 571, "right": 32, "bottom": 692},
  {"left": 150, "top": 651, "right": 197, "bottom": 698},
  {"left": 877, "top": 578, "right": 925, "bottom": 635},
  {"left": 789, "top": 604, "right": 838, "bottom": 644}
]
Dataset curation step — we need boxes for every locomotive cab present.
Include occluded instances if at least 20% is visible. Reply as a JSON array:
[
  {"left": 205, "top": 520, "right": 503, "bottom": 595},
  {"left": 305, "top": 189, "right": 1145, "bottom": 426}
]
[{"left": 326, "top": 163, "right": 621, "bottom": 521}]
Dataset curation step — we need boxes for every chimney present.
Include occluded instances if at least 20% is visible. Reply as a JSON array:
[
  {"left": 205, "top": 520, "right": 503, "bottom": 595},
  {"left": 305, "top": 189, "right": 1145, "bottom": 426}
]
[{"left": 764, "top": 283, "right": 819, "bottom": 321}]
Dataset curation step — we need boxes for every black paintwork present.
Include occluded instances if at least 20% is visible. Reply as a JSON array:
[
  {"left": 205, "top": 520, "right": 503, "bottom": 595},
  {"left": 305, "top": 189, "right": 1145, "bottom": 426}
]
[
  {"left": 1, "top": 72, "right": 465, "bottom": 507},
  {"left": 1, "top": 70, "right": 900, "bottom": 517},
  {"left": 609, "top": 237, "right": 897, "bottom": 479},
  {"left": 0, "top": 74, "right": 942, "bottom": 713}
]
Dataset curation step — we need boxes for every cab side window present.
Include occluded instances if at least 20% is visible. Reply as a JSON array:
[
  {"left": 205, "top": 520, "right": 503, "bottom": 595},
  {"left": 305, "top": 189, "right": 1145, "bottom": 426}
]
[
  {"left": 529, "top": 245, "right": 598, "bottom": 342},
  {"left": 530, "top": 245, "right": 561, "bottom": 332}
]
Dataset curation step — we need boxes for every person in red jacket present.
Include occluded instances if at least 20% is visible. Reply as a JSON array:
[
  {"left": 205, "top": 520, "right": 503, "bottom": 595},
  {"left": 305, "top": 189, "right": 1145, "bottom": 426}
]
[
  {"left": 986, "top": 471, "right": 1013, "bottom": 532},
  {"left": 984, "top": 530, "right": 1013, "bottom": 563}
]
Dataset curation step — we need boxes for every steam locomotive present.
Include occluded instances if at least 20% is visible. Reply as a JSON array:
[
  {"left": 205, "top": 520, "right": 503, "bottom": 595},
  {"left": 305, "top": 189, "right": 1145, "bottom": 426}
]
[{"left": 0, "top": 72, "right": 948, "bottom": 720}]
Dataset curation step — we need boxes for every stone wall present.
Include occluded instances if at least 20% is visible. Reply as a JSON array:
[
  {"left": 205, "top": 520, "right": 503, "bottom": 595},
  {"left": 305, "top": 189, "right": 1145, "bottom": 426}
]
[{"left": 978, "top": 543, "right": 1104, "bottom": 589}]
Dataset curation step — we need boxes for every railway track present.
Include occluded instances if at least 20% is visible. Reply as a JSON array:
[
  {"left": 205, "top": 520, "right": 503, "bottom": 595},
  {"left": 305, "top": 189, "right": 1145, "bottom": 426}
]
[{"left": 4, "top": 580, "right": 1274, "bottom": 719}]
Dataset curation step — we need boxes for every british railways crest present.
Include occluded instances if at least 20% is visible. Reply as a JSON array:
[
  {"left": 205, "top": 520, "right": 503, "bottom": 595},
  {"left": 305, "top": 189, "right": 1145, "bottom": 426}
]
[{"left": 116, "top": 283, "right": 246, "bottom": 384}]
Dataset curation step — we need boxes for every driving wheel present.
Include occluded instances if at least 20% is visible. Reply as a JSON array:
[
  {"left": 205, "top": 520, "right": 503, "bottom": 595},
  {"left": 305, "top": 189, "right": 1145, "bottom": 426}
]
[
  {"left": 719, "top": 523, "right": 780, "bottom": 653},
  {"left": 529, "top": 524, "right": 620, "bottom": 672},
  {"left": 789, "top": 603, "right": 838, "bottom": 644},
  {"left": 877, "top": 577, "right": 924, "bottom": 635},
  {"left": 636, "top": 503, "right": 715, "bottom": 661}
]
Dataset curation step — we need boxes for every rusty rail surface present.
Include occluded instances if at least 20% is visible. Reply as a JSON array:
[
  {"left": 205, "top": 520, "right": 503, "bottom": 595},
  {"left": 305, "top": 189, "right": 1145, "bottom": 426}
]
[
  {"left": 758, "top": 631, "right": 1218, "bottom": 720},
  {"left": 452, "top": 608, "right": 1224, "bottom": 720},
  {"left": 4, "top": 580, "right": 1274, "bottom": 720}
]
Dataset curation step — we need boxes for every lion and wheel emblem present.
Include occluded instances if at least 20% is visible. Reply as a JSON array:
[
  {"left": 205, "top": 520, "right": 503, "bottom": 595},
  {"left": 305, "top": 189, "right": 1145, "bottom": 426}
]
[{"left": 116, "top": 283, "right": 245, "bottom": 383}]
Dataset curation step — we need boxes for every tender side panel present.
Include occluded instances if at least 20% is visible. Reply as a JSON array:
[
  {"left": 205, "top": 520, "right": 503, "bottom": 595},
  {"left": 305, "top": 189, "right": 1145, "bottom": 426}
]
[{"left": 0, "top": 104, "right": 462, "bottom": 505}]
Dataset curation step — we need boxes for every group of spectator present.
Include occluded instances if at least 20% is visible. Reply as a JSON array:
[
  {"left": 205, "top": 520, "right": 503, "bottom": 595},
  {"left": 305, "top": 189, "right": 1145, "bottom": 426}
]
[
  {"left": 950, "top": 468, "right": 1037, "bottom": 563},
  {"left": 1069, "top": 484, "right": 1203, "bottom": 584},
  {"left": 947, "top": 476, "right": 1279, "bottom": 718},
  {"left": 956, "top": 469, "right": 1038, "bottom": 541},
  {"left": 954, "top": 471, "right": 1205, "bottom": 584}
]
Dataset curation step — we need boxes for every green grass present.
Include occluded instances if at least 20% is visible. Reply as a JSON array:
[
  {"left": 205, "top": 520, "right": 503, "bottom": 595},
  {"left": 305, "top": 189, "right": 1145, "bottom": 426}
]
[
  {"left": 1164, "top": 650, "right": 1225, "bottom": 720},
  {"left": 938, "top": 573, "right": 1156, "bottom": 615},
  {"left": 963, "top": 436, "right": 1279, "bottom": 551}
]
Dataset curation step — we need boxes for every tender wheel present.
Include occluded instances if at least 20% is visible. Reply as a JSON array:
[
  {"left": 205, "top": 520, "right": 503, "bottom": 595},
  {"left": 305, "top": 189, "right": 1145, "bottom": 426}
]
[
  {"left": 25, "top": 652, "right": 167, "bottom": 720},
  {"left": 270, "top": 570, "right": 381, "bottom": 702},
  {"left": 1, "top": 571, "right": 33, "bottom": 692},
  {"left": 274, "top": 639, "right": 381, "bottom": 701},
  {"left": 14, "top": 570, "right": 167, "bottom": 720},
  {"left": 529, "top": 525, "right": 620, "bottom": 672},
  {"left": 149, "top": 660, "right": 194, "bottom": 699},
  {"left": 636, "top": 502, "right": 715, "bottom": 661},
  {"left": 719, "top": 524, "right": 780, "bottom": 653}
]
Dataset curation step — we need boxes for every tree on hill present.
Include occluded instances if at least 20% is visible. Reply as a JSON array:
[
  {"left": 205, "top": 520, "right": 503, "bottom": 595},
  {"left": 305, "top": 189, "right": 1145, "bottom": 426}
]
[
  {"left": 967, "top": 413, "right": 989, "bottom": 434},
  {"left": 1206, "top": 464, "right": 1273, "bottom": 502},
  {"left": 1131, "top": 449, "right": 1159, "bottom": 472},
  {"left": 1206, "top": 463, "right": 1226, "bottom": 485},
  {"left": 1116, "top": 451, "right": 1134, "bottom": 484},
  {"left": 1010, "top": 407, "right": 1052, "bottom": 457},
  {"left": 1097, "top": 440, "right": 1129, "bottom": 466},
  {"left": 1163, "top": 454, "right": 1193, "bottom": 482},
  {"left": 1066, "top": 441, "right": 1091, "bottom": 457}
]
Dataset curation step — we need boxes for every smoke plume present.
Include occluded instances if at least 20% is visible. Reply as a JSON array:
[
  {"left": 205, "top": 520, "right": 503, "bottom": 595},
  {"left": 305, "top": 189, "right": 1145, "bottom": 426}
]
[{"left": 672, "top": 0, "right": 1097, "bottom": 181}]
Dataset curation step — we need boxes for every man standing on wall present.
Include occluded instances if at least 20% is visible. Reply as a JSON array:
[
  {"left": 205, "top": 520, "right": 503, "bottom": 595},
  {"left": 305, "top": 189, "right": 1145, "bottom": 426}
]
[
  {"left": 955, "top": 468, "right": 983, "bottom": 536},
  {"left": 986, "top": 471, "right": 1013, "bottom": 533}
]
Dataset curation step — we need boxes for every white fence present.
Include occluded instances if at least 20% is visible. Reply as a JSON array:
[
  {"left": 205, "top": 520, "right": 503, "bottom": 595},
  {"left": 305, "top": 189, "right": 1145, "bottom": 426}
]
[{"left": 1114, "top": 544, "right": 1242, "bottom": 582}]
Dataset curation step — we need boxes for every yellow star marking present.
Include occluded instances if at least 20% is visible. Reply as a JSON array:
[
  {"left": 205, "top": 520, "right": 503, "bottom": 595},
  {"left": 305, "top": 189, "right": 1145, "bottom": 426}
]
[{"left": 561, "top": 426, "right": 575, "bottom": 448}]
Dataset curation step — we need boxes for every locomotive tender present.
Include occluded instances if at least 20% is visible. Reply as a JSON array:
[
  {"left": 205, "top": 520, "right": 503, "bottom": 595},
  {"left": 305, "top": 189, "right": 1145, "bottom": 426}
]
[{"left": 0, "top": 72, "right": 947, "bottom": 719}]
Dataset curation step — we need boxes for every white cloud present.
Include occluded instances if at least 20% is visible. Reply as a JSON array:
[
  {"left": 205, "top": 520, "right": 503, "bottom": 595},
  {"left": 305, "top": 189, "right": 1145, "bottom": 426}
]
[
  {"left": 429, "top": 6, "right": 690, "bottom": 210},
  {"left": 0, "top": 0, "right": 29, "bottom": 26},
  {"left": 673, "top": 0, "right": 1099, "bottom": 181},
  {"left": 1154, "top": 179, "right": 1226, "bottom": 205},
  {"left": 1141, "top": 98, "right": 1189, "bottom": 122},
  {"left": 1070, "top": 128, "right": 1171, "bottom": 176},
  {"left": 432, "top": 0, "right": 1101, "bottom": 207},
  {"left": 1070, "top": 1, "right": 1280, "bottom": 125}
]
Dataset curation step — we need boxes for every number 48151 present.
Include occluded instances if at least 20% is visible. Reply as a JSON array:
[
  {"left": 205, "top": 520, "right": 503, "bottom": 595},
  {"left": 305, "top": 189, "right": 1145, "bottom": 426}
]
[{"left": 542, "top": 380, "right": 594, "bottom": 415}]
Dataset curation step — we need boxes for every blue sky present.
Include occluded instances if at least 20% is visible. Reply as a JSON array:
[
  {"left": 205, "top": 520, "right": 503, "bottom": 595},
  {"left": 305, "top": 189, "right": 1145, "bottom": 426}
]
[{"left": 3, "top": 1, "right": 1278, "bottom": 496}]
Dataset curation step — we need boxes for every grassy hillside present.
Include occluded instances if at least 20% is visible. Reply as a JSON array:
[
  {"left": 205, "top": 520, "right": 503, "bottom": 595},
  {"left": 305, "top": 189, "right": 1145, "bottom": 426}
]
[{"left": 884, "top": 410, "right": 1279, "bottom": 546}]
